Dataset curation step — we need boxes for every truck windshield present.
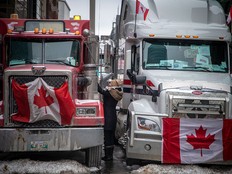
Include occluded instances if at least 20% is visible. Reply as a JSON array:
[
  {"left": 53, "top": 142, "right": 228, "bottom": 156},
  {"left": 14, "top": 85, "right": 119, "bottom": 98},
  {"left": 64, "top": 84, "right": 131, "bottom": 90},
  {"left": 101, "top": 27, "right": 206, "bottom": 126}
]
[
  {"left": 143, "top": 39, "right": 228, "bottom": 73},
  {"left": 7, "top": 38, "right": 80, "bottom": 66}
]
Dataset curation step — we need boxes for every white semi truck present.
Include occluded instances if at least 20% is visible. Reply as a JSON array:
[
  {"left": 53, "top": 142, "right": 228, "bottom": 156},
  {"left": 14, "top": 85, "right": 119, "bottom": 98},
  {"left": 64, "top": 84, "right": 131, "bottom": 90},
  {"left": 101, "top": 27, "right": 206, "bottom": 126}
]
[{"left": 116, "top": 0, "right": 232, "bottom": 164}]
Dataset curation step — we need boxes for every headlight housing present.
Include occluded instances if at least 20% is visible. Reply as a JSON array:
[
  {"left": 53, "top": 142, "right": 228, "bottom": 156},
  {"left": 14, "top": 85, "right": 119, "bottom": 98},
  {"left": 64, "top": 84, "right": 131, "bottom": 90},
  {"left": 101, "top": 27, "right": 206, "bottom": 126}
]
[
  {"left": 137, "top": 117, "right": 160, "bottom": 132},
  {"left": 76, "top": 107, "right": 96, "bottom": 116}
]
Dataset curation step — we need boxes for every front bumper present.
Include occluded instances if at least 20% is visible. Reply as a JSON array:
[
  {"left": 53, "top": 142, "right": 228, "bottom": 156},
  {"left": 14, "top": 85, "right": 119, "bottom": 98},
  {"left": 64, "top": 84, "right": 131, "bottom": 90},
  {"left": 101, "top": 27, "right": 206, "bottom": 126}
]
[
  {"left": 0, "top": 127, "right": 103, "bottom": 152},
  {"left": 126, "top": 132, "right": 162, "bottom": 161}
]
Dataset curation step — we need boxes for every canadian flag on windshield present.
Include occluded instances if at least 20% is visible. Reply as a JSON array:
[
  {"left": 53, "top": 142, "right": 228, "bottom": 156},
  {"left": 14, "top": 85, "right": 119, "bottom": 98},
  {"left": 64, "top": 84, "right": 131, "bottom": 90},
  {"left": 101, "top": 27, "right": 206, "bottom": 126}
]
[
  {"left": 162, "top": 118, "right": 232, "bottom": 164},
  {"left": 227, "top": 6, "right": 232, "bottom": 25},
  {"left": 136, "top": 0, "right": 149, "bottom": 20},
  {"left": 12, "top": 78, "right": 75, "bottom": 125}
]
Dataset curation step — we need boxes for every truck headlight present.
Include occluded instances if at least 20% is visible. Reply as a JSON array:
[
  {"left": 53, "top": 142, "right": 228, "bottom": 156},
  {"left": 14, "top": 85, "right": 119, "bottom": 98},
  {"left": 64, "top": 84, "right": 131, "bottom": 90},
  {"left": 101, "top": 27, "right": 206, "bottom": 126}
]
[
  {"left": 76, "top": 107, "right": 96, "bottom": 116},
  {"left": 137, "top": 117, "right": 160, "bottom": 132}
]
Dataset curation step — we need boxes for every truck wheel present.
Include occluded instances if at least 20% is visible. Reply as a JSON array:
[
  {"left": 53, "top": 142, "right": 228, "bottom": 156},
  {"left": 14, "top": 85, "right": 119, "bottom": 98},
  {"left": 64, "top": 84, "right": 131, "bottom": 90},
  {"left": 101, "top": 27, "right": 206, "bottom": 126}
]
[{"left": 85, "top": 145, "right": 102, "bottom": 168}]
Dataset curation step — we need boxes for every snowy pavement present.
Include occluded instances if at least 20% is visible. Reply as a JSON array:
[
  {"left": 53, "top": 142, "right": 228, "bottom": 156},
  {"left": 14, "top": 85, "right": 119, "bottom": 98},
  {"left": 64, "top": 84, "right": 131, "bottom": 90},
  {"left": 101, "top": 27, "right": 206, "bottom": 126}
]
[
  {"left": 0, "top": 159, "right": 90, "bottom": 174},
  {"left": 1, "top": 159, "right": 232, "bottom": 174},
  {"left": 130, "top": 164, "right": 232, "bottom": 174}
]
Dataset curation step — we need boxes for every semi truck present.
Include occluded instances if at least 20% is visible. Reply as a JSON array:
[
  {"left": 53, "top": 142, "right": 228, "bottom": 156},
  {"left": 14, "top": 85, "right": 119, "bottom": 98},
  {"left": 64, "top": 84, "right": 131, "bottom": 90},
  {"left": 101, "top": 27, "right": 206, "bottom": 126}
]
[
  {"left": 0, "top": 16, "right": 104, "bottom": 169},
  {"left": 115, "top": 0, "right": 232, "bottom": 164}
]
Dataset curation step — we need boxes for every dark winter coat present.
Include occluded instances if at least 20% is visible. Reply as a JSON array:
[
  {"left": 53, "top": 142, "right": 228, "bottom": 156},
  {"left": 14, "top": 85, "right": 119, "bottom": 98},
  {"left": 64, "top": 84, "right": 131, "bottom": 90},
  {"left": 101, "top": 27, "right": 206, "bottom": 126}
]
[{"left": 98, "top": 84, "right": 122, "bottom": 131}]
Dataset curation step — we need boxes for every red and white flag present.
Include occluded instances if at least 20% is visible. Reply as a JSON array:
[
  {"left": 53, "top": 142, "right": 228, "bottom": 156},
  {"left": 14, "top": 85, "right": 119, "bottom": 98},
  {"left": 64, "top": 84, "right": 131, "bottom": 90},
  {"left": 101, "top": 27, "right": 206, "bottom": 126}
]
[
  {"left": 12, "top": 78, "right": 75, "bottom": 125},
  {"left": 227, "top": 6, "right": 232, "bottom": 25},
  {"left": 136, "top": 0, "right": 149, "bottom": 20},
  {"left": 162, "top": 118, "right": 232, "bottom": 164}
]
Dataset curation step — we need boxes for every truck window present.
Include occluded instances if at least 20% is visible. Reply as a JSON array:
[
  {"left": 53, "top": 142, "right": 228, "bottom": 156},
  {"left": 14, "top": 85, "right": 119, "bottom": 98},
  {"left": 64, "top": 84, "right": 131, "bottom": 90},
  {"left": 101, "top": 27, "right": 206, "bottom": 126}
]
[
  {"left": 143, "top": 39, "right": 228, "bottom": 73},
  {"left": 6, "top": 38, "right": 80, "bottom": 67}
]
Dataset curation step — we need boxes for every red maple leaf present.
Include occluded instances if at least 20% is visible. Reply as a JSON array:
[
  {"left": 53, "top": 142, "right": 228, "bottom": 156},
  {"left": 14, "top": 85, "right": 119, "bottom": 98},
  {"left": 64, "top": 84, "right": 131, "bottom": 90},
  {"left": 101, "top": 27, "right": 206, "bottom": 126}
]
[
  {"left": 34, "top": 86, "right": 54, "bottom": 113},
  {"left": 186, "top": 125, "right": 215, "bottom": 157}
]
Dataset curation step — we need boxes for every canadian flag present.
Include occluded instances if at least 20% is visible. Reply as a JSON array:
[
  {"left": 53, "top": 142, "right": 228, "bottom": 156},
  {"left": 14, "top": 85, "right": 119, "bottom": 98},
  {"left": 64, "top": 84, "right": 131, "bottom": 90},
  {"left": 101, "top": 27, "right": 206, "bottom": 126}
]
[
  {"left": 227, "top": 6, "right": 232, "bottom": 25},
  {"left": 162, "top": 118, "right": 232, "bottom": 164},
  {"left": 136, "top": 0, "right": 149, "bottom": 20},
  {"left": 12, "top": 78, "right": 75, "bottom": 125}
]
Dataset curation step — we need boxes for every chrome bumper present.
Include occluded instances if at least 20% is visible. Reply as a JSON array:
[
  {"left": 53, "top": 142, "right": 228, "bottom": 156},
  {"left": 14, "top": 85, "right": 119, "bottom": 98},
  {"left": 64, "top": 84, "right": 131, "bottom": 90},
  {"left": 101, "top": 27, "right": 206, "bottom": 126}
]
[{"left": 0, "top": 127, "right": 103, "bottom": 152}]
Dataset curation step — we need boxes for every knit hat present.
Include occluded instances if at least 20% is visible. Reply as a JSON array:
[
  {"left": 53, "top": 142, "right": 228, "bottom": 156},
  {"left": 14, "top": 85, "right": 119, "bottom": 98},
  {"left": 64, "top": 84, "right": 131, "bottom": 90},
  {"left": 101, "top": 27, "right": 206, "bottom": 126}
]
[{"left": 108, "top": 79, "right": 122, "bottom": 88}]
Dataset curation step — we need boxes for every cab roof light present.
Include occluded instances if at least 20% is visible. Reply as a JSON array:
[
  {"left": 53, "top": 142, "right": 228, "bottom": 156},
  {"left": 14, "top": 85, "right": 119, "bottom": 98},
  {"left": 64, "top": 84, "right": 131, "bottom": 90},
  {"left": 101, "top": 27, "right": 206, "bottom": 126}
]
[
  {"left": 73, "top": 15, "right": 81, "bottom": 20},
  {"left": 10, "top": 13, "right": 18, "bottom": 19},
  {"left": 48, "top": 28, "right": 54, "bottom": 34},
  {"left": 34, "top": 28, "right": 39, "bottom": 34},
  {"left": 42, "top": 28, "right": 46, "bottom": 34},
  {"left": 219, "top": 37, "right": 224, "bottom": 40},
  {"left": 192, "top": 35, "right": 199, "bottom": 38},
  {"left": 184, "top": 35, "right": 190, "bottom": 38},
  {"left": 176, "top": 35, "right": 182, "bottom": 38},
  {"left": 149, "top": 34, "right": 155, "bottom": 37}
]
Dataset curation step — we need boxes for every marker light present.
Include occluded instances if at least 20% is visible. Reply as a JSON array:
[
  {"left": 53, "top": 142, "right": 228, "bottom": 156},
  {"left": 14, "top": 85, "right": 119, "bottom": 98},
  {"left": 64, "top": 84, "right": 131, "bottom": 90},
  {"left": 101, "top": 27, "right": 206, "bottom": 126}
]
[
  {"left": 10, "top": 13, "right": 18, "bottom": 19},
  {"left": 219, "top": 37, "right": 224, "bottom": 40},
  {"left": 73, "top": 15, "right": 81, "bottom": 20},
  {"left": 193, "top": 35, "right": 199, "bottom": 38},
  {"left": 7, "top": 29, "right": 13, "bottom": 34},
  {"left": 42, "top": 28, "right": 46, "bottom": 34},
  {"left": 75, "top": 30, "right": 80, "bottom": 35},
  {"left": 185, "top": 35, "right": 190, "bottom": 38},
  {"left": 34, "top": 28, "right": 39, "bottom": 34},
  {"left": 48, "top": 28, "right": 54, "bottom": 34},
  {"left": 149, "top": 34, "right": 155, "bottom": 37},
  {"left": 176, "top": 35, "right": 182, "bottom": 38}
]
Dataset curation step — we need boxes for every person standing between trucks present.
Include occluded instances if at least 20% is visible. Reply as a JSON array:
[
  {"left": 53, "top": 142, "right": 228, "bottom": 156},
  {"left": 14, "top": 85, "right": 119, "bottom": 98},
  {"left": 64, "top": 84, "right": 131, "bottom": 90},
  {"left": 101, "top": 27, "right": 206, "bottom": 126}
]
[{"left": 98, "top": 79, "right": 123, "bottom": 161}]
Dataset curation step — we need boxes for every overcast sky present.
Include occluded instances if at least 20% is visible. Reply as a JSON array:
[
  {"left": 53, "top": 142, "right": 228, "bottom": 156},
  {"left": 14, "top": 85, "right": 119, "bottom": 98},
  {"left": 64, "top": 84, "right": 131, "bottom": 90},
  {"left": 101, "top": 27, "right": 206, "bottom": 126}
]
[{"left": 66, "top": 0, "right": 121, "bottom": 36}]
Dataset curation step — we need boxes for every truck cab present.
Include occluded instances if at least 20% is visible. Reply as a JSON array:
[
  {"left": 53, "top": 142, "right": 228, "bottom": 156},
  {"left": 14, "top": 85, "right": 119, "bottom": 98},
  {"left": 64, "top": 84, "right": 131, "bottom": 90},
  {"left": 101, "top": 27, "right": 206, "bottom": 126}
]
[
  {"left": 0, "top": 17, "right": 104, "bottom": 169},
  {"left": 117, "top": 0, "right": 232, "bottom": 164}
]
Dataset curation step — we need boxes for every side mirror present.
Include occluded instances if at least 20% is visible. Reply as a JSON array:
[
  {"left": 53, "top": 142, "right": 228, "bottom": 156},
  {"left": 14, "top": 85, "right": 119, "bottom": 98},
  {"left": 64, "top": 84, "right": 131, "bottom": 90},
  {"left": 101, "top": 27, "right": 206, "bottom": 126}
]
[
  {"left": 127, "top": 69, "right": 146, "bottom": 85},
  {"left": 134, "top": 75, "right": 146, "bottom": 85}
]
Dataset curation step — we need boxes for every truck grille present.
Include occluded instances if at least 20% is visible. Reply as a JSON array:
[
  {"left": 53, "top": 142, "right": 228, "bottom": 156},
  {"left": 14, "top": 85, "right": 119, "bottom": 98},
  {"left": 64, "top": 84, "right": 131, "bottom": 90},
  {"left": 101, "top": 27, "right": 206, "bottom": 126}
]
[
  {"left": 169, "top": 95, "right": 227, "bottom": 119},
  {"left": 8, "top": 75, "right": 68, "bottom": 127}
]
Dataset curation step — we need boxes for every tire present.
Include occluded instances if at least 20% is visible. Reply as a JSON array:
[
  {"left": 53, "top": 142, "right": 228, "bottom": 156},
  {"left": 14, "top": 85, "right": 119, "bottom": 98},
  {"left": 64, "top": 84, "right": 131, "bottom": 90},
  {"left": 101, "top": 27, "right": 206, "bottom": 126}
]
[{"left": 85, "top": 145, "right": 102, "bottom": 168}]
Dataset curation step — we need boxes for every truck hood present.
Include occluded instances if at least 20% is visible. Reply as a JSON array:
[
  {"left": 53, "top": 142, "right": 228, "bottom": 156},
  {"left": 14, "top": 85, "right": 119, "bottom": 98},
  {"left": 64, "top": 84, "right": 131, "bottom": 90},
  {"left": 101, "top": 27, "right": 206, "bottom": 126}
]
[{"left": 144, "top": 70, "right": 232, "bottom": 93}]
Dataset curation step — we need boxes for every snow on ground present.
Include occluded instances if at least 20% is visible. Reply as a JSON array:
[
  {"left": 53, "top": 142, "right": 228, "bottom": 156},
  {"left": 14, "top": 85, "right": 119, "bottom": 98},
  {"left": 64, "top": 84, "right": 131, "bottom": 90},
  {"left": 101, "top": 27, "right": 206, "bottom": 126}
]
[
  {"left": 130, "top": 164, "right": 232, "bottom": 174},
  {"left": 1, "top": 159, "right": 232, "bottom": 174},
  {"left": 0, "top": 159, "right": 90, "bottom": 174}
]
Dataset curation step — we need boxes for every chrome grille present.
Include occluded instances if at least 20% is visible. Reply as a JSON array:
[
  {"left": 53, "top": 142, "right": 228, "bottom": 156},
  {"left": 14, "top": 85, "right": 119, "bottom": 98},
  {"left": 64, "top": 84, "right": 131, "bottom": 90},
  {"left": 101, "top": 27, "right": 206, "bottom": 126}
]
[
  {"left": 12, "top": 119, "right": 62, "bottom": 128},
  {"left": 12, "top": 76, "right": 67, "bottom": 87},
  {"left": 9, "top": 75, "right": 68, "bottom": 127},
  {"left": 169, "top": 95, "right": 227, "bottom": 119}
]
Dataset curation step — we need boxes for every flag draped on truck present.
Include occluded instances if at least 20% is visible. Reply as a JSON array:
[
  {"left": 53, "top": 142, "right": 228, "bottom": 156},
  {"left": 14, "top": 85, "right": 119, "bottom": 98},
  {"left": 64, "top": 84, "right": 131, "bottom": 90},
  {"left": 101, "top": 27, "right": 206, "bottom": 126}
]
[
  {"left": 12, "top": 78, "right": 75, "bottom": 125},
  {"left": 162, "top": 118, "right": 232, "bottom": 164}
]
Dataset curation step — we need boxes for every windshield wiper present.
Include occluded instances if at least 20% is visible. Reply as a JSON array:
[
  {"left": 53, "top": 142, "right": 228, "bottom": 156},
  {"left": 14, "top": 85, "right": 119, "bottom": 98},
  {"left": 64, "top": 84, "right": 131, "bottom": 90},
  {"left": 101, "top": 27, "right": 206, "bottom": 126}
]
[
  {"left": 183, "top": 66, "right": 212, "bottom": 72},
  {"left": 146, "top": 65, "right": 172, "bottom": 69},
  {"left": 46, "top": 59, "right": 69, "bottom": 65}
]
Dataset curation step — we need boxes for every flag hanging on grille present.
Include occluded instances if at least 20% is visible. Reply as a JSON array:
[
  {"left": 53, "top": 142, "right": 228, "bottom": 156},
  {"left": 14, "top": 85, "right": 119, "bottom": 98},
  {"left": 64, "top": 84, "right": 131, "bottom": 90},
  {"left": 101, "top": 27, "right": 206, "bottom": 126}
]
[
  {"left": 136, "top": 0, "right": 149, "bottom": 20},
  {"left": 162, "top": 118, "right": 232, "bottom": 164},
  {"left": 12, "top": 78, "right": 75, "bottom": 125}
]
